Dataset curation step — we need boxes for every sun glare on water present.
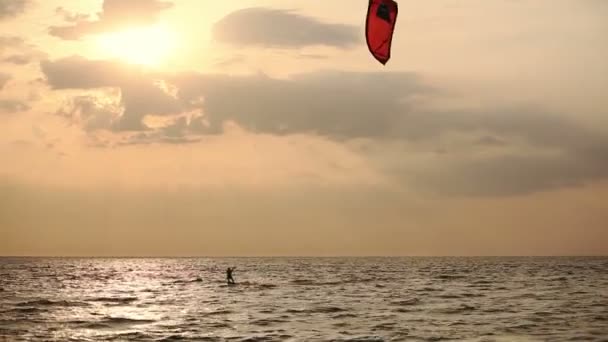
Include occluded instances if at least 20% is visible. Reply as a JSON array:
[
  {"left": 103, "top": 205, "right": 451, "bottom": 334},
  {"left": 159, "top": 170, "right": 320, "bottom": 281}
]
[{"left": 95, "top": 25, "right": 178, "bottom": 67}]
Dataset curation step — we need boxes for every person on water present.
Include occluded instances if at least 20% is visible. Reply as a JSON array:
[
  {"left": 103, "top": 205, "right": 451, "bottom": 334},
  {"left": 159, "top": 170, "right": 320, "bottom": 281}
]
[{"left": 226, "top": 267, "right": 235, "bottom": 284}]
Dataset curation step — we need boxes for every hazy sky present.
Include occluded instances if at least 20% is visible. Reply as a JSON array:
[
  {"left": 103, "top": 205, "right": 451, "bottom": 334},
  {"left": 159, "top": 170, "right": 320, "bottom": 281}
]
[{"left": 1, "top": 0, "right": 607, "bottom": 256}]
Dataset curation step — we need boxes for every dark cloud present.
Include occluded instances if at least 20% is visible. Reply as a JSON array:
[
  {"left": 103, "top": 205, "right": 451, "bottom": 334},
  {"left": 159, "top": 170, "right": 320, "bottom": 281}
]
[
  {"left": 0, "top": 0, "right": 28, "bottom": 19},
  {"left": 49, "top": 0, "right": 173, "bottom": 40},
  {"left": 41, "top": 56, "right": 131, "bottom": 89},
  {"left": 41, "top": 56, "right": 602, "bottom": 147},
  {"left": 172, "top": 72, "right": 597, "bottom": 153},
  {"left": 42, "top": 56, "right": 183, "bottom": 131},
  {"left": 160, "top": 115, "right": 211, "bottom": 137},
  {"left": 0, "top": 99, "right": 30, "bottom": 113},
  {"left": 42, "top": 56, "right": 428, "bottom": 139},
  {"left": 56, "top": 95, "right": 120, "bottom": 132},
  {"left": 385, "top": 108, "right": 608, "bottom": 196},
  {"left": 173, "top": 72, "right": 608, "bottom": 196},
  {"left": 413, "top": 147, "right": 608, "bottom": 197},
  {"left": 173, "top": 70, "right": 428, "bottom": 139},
  {"left": 212, "top": 7, "right": 359, "bottom": 49},
  {"left": 118, "top": 80, "right": 183, "bottom": 131},
  {"left": 40, "top": 55, "right": 608, "bottom": 196}
]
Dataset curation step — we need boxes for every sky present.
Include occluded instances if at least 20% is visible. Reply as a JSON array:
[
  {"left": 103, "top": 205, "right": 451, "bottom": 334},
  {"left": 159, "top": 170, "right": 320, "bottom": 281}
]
[{"left": 1, "top": 0, "right": 607, "bottom": 256}]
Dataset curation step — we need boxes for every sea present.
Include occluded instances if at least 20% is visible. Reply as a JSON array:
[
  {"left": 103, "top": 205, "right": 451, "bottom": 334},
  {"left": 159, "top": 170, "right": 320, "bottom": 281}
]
[{"left": 0, "top": 257, "right": 606, "bottom": 341}]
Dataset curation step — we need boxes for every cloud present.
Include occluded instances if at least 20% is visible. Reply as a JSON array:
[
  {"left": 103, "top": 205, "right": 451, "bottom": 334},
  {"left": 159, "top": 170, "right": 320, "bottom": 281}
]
[
  {"left": 41, "top": 56, "right": 604, "bottom": 146},
  {"left": 0, "top": 99, "right": 29, "bottom": 113},
  {"left": 0, "top": 0, "right": 28, "bottom": 19},
  {"left": 2, "top": 54, "right": 32, "bottom": 65},
  {"left": 49, "top": 0, "right": 173, "bottom": 40},
  {"left": 0, "top": 72, "right": 9, "bottom": 89},
  {"left": 0, "top": 36, "right": 23, "bottom": 52},
  {"left": 118, "top": 130, "right": 202, "bottom": 146},
  {"left": 212, "top": 7, "right": 359, "bottom": 49},
  {"left": 173, "top": 70, "right": 428, "bottom": 139},
  {"left": 55, "top": 95, "right": 121, "bottom": 132},
  {"left": 175, "top": 71, "right": 608, "bottom": 196},
  {"left": 40, "top": 55, "right": 608, "bottom": 196},
  {"left": 41, "top": 56, "right": 130, "bottom": 89},
  {"left": 409, "top": 147, "right": 608, "bottom": 197},
  {"left": 42, "top": 56, "right": 183, "bottom": 131},
  {"left": 367, "top": 107, "right": 608, "bottom": 196},
  {"left": 172, "top": 71, "right": 599, "bottom": 151},
  {"left": 0, "top": 35, "right": 47, "bottom": 64},
  {"left": 54, "top": 6, "right": 91, "bottom": 23}
]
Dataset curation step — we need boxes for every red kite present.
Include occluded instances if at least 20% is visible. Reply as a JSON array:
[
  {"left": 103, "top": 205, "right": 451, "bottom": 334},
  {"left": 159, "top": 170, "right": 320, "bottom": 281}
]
[{"left": 365, "top": 0, "right": 398, "bottom": 65}]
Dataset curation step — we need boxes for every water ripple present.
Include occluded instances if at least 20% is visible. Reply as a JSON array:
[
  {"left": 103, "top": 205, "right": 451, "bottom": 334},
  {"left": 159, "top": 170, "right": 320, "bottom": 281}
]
[{"left": 0, "top": 257, "right": 606, "bottom": 341}]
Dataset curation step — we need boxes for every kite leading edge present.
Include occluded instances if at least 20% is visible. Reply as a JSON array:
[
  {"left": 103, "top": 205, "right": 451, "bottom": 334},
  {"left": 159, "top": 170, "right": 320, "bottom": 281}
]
[{"left": 365, "top": 0, "right": 398, "bottom": 65}]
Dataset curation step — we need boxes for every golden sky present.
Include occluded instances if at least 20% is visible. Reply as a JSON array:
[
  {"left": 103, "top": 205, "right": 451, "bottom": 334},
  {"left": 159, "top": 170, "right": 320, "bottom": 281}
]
[{"left": 1, "top": 0, "right": 607, "bottom": 256}]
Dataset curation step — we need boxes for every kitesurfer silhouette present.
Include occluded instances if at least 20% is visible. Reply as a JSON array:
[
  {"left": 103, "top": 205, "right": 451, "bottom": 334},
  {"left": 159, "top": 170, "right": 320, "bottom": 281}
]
[{"left": 226, "top": 267, "right": 235, "bottom": 284}]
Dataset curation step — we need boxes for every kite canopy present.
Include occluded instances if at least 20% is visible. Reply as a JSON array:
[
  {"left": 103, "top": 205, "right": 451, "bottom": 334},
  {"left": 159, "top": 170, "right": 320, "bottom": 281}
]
[{"left": 365, "top": 0, "right": 398, "bottom": 65}]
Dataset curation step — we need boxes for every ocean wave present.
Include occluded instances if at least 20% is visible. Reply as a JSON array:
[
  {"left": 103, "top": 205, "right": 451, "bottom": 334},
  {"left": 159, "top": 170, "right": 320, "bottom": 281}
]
[
  {"left": 372, "top": 322, "right": 396, "bottom": 330},
  {"left": 290, "top": 279, "right": 316, "bottom": 285},
  {"left": 107, "top": 332, "right": 153, "bottom": 340},
  {"left": 435, "top": 274, "right": 467, "bottom": 280},
  {"left": 206, "top": 322, "right": 232, "bottom": 329},
  {"left": 15, "top": 299, "right": 89, "bottom": 307},
  {"left": 310, "top": 306, "right": 346, "bottom": 313},
  {"left": 1, "top": 256, "right": 605, "bottom": 341},
  {"left": 157, "top": 335, "right": 219, "bottom": 342},
  {"left": 331, "top": 313, "right": 358, "bottom": 319},
  {"left": 286, "top": 306, "right": 346, "bottom": 314},
  {"left": 101, "top": 316, "right": 156, "bottom": 325},
  {"left": 435, "top": 304, "right": 477, "bottom": 314},
  {"left": 507, "top": 322, "right": 538, "bottom": 330},
  {"left": 250, "top": 317, "right": 288, "bottom": 326},
  {"left": 333, "top": 335, "right": 384, "bottom": 341},
  {"left": 9, "top": 307, "right": 45, "bottom": 313},
  {"left": 437, "top": 294, "right": 462, "bottom": 299},
  {"left": 157, "top": 336, "right": 185, "bottom": 342},
  {"left": 390, "top": 298, "right": 420, "bottom": 306},
  {"left": 204, "top": 309, "right": 233, "bottom": 316},
  {"left": 240, "top": 336, "right": 285, "bottom": 342},
  {"left": 290, "top": 278, "right": 375, "bottom": 286},
  {"left": 79, "top": 322, "right": 112, "bottom": 329},
  {"left": 171, "top": 278, "right": 203, "bottom": 284},
  {"left": 89, "top": 296, "right": 138, "bottom": 304}
]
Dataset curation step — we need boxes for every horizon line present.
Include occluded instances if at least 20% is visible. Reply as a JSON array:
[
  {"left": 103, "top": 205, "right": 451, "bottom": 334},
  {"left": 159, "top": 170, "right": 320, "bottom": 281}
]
[{"left": 1, "top": 255, "right": 606, "bottom": 258}]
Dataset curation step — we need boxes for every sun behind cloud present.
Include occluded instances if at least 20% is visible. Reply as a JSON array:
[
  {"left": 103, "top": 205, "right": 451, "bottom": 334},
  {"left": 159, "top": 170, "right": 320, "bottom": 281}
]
[{"left": 94, "top": 24, "right": 178, "bottom": 67}]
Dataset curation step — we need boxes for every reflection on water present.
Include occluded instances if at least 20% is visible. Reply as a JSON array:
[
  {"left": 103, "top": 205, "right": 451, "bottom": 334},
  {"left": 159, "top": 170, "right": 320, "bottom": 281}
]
[{"left": 1, "top": 257, "right": 607, "bottom": 341}]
